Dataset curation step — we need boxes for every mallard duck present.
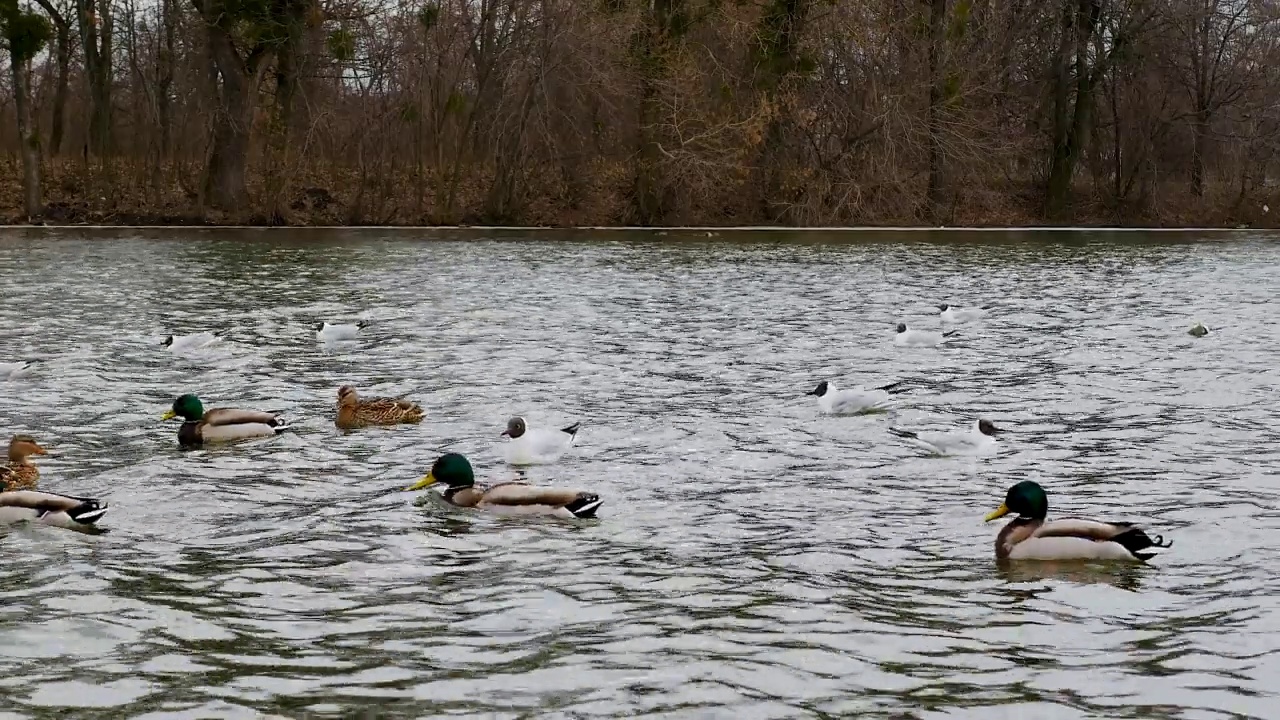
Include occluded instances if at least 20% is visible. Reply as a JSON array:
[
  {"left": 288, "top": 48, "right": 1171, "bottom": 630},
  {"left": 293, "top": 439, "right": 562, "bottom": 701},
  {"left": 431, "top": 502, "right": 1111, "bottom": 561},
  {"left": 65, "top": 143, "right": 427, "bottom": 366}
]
[
  {"left": 316, "top": 321, "right": 367, "bottom": 342},
  {"left": 984, "top": 480, "right": 1173, "bottom": 561},
  {"left": 404, "top": 453, "right": 602, "bottom": 518},
  {"left": 501, "top": 416, "right": 581, "bottom": 465},
  {"left": 162, "top": 393, "right": 292, "bottom": 448},
  {"left": 0, "top": 434, "right": 46, "bottom": 491},
  {"left": 0, "top": 489, "right": 108, "bottom": 534},
  {"left": 335, "top": 385, "right": 424, "bottom": 429}
]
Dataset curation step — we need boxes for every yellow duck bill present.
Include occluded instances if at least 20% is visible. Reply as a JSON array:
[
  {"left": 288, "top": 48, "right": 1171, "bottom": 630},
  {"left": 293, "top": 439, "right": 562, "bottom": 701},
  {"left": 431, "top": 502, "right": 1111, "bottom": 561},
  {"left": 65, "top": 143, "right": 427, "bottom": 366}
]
[
  {"left": 161, "top": 410, "right": 177, "bottom": 421},
  {"left": 984, "top": 503, "right": 1010, "bottom": 522},
  {"left": 403, "top": 472, "right": 439, "bottom": 491}
]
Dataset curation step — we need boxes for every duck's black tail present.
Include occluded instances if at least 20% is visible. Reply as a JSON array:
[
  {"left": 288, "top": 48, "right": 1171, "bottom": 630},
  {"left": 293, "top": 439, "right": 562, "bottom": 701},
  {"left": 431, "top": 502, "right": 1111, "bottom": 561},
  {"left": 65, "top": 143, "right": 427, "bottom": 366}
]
[
  {"left": 565, "top": 493, "right": 602, "bottom": 519},
  {"left": 1111, "top": 526, "right": 1173, "bottom": 561}
]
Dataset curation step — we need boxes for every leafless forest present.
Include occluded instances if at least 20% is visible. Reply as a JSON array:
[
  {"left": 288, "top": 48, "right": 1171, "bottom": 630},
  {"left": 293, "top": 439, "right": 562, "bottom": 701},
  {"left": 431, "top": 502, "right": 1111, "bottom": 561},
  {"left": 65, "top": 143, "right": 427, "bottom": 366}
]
[{"left": 1, "top": 0, "right": 1279, "bottom": 226}]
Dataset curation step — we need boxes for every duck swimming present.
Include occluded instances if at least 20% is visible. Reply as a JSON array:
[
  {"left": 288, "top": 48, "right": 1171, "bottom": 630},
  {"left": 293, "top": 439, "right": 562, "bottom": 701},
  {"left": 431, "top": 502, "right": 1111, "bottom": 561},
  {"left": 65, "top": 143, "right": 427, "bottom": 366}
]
[
  {"left": 334, "top": 385, "right": 424, "bottom": 429},
  {"left": 0, "top": 434, "right": 46, "bottom": 490},
  {"left": 162, "top": 393, "right": 292, "bottom": 448},
  {"left": 404, "top": 453, "right": 602, "bottom": 518},
  {"left": 985, "top": 480, "right": 1172, "bottom": 561},
  {"left": 0, "top": 490, "right": 109, "bottom": 534}
]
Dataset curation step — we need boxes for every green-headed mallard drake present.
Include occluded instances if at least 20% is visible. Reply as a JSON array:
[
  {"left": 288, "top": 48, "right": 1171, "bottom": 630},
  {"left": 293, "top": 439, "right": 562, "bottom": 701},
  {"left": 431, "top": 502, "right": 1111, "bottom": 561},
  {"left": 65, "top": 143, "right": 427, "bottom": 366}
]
[
  {"left": 0, "top": 489, "right": 108, "bottom": 534},
  {"left": 335, "top": 385, "right": 424, "bottom": 430},
  {"left": 404, "top": 453, "right": 602, "bottom": 518},
  {"left": 0, "top": 434, "right": 46, "bottom": 491},
  {"left": 985, "top": 480, "right": 1172, "bottom": 561},
  {"left": 162, "top": 393, "right": 292, "bottom": 448}
]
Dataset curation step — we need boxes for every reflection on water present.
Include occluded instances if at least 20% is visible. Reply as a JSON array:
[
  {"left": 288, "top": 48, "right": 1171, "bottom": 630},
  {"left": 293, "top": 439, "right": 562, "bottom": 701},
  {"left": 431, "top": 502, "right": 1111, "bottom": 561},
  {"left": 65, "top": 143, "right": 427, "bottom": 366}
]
[{"left": 0, "top": 228, "right": 1278, "bottom": 718}]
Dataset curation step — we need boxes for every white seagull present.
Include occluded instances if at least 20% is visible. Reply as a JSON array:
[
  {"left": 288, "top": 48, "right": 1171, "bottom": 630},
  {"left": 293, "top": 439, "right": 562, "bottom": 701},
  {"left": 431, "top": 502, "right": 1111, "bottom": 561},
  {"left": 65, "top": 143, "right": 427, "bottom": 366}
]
[
  {"left": 888, "top": 418, "right": 1003, "bottom": 456},
  {"left": 893, "top": 323, "right": 958, "bottom": 347},
  {"left": 0, "top": 360, "right": 35, "bottom": 379},
  {"left": 937, "top": 304, "right": 989, "bottom": 323},
  {"left": 316, "top": 320, "right": 368, "bottom": 342},
  {"left": 500, "top": 416, "right": 582, "bottom": 466},
  {"left": 807, "top": 379, "right": 909, "bottom": 415},
  {"left": 161, "top": 332, "right": 220, "bottom": 352}
]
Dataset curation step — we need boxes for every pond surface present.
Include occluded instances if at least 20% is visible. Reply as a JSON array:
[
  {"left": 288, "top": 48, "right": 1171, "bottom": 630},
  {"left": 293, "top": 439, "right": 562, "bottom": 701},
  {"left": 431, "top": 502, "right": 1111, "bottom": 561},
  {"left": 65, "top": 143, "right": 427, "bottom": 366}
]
[{"left": 0, "top": 228, "right": 1277, "bottom": 719}]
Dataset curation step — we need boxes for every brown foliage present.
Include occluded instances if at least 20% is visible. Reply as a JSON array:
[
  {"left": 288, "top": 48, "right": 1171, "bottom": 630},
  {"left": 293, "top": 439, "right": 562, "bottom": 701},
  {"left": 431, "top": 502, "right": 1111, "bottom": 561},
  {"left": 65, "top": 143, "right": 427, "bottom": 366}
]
[{"left": 2, "top": 0, "right": 1280, "bottom": 227}]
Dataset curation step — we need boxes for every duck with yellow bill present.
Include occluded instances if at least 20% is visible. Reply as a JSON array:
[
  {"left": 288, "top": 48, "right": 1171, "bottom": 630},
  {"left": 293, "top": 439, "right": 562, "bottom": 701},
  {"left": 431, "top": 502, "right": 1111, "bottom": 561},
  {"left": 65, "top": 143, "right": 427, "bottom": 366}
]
[
  {"left": 985, "top": 480, "right": 1172, "bottom": 562},
  {"left": 404, "top": 453, "right": 602, "bottom": 519},
  {"left": 162, "top": 393, "right": 292, "bottom": 448}
]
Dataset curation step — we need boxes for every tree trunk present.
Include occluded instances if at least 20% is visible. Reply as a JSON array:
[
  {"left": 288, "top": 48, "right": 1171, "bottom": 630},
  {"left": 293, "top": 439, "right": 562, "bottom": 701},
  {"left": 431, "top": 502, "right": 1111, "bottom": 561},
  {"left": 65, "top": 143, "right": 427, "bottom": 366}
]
[
  {"left": 631, "top": 0, "right": 683, "bottom": 225},
  {"left": 76, "top": 0, "right": 115, "bottom": 156},
  {"left": 924, "top": 0, "right": 948, "bottom": 219},
  {"left": 33, "top": 0, "right": 71, "bottom": 156},
  {"left": 1191, "top": 112, "right": 1208, "bottom": 197},
  {"left": 202, "top": 22, "right": 263, "bottom": 210},
  {"left": 11, "top": 56, "right": 43, "bottom": 220},
  {"left": 157, "top": 0, "right": 175, "bottom": 158},
  {"left": 1045, "top": 0, "right": 1100, "bottom": 220}
]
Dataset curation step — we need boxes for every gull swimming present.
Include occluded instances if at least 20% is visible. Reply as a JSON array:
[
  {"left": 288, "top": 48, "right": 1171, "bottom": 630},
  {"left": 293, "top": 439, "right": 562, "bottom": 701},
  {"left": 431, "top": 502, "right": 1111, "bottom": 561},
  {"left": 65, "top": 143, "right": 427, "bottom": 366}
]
[
  {"left": 888, "top": 418, "right": 1003, "bottom": 456},
  {"left": 316, "top": 320, "right": 368, "bottom": 342},
  {"left": 937, "top": 304, "right": 988, "bottom": 323},
  {"left": 893, "top": 323, "right": 958, "bottom": 347},
  {"left": 807, "top": 379, "right": 909, "bottom": 415},
  {"left": 0, "top": 360, "right": 35, "bottom": 380},
  {"left": 161, "top": 332, "right": 220, "bottom": 352},
  {"left": 501, "top": 416, "right": 582, "bottom": 466}
]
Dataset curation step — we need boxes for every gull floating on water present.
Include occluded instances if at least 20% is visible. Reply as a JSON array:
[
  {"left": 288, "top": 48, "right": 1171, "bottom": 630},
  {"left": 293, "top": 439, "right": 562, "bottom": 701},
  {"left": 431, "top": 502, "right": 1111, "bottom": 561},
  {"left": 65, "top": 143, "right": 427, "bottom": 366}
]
[
  {"left": 893, "top": 323, "right": 958, "bottom": 347},
  {"left": 501, "top": 416, "right": 581, "bottom": 466},
  {"left": 807, "top": 379, "right": 909, "bottom": 415},
  {"left": 161, "top": 332, "right": 220, "bottom": 352},
  {"left": 888, "top": 418, "right": 1003, "bottom": 456},
  {"left": 0, "top": 360, "right": 36, "bottom": 380},
  {"left": 937, "top": 304, "right": 989, "bottom": 324},
  {"left": 316, "top": 320, "right": 368, "bottom": 342}
]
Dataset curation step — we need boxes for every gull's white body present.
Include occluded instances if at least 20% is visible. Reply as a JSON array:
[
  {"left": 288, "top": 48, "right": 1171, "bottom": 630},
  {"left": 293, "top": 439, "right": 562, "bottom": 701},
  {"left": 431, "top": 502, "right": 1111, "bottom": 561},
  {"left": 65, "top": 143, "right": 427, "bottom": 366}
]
[
  {"left": 503, "top": 425, "right": 580, "bottom": 466},
  {"left": 894, "top": 327, "right": 951, "bottom": 347},
  {"left": 939, "top": 305, "right": 986, "bottom": 323},
  {"left": 317, "top": 322, "right": 363, "bottom": 342},
  {"left": 0, "top": 361, "right": 33, "bottom": 379},
  {"left": 165, "top": 332, "right": 219, "bottom": 352},
  {"left": 894, "top": 419, "right": 997, "bottom": 456},
  {"left": 814, "top": 382, "right": 894, "bottom": 415}
]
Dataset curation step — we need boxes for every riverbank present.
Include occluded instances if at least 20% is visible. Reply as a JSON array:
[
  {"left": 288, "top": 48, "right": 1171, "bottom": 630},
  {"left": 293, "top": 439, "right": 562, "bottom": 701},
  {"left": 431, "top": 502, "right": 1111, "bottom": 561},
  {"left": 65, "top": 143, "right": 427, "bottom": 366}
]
[{"left": 2, "top": 158, "right": 1277, "bottom": 230}]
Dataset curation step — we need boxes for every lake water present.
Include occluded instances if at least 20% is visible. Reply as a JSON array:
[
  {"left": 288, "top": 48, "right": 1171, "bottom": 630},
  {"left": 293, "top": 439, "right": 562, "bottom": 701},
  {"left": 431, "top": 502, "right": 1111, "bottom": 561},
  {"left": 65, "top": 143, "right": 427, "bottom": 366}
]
[{"left": 0, "top": 228, "right": 1277, "bottom": 719}]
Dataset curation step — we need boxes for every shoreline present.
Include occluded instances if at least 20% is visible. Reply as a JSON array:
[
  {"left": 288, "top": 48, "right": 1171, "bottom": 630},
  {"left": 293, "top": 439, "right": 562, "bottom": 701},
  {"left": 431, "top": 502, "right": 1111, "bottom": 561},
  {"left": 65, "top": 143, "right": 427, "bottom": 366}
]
[{"left": 0, "top": 224, "right": 1269, "bottom": 233}]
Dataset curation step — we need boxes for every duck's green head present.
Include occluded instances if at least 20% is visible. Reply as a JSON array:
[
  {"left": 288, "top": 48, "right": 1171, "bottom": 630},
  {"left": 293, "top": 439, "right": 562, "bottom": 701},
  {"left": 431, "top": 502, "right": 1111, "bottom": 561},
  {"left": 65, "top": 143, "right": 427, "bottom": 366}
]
[
  {"left": 404, "top": 453, "right": 475, "bottom": 491},
  {"left": 163, "top": 394, "right": 204, "bottom": 421},
  {"left": 985, "top": 480, "right": 1048, "bottom": 522}
]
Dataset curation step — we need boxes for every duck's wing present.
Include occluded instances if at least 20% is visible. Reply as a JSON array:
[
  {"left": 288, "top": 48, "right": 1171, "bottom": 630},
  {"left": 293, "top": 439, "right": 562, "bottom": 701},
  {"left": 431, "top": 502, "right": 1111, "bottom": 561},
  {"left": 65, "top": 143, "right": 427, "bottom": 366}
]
[
  {"left": 203, "top": 408, "right": 281, "bottom": 426},
  {"left": 479, "top": 484, "right": 602, "bottom": 518},
  {"left": 358, "top": 397, "right": 424, "bottom": 423},
  {"left": 0, "top": 490, "right": 108, "bottom": 524},
  {"left": 1028, "top": 517, "right": 1172, "bottom": 560}
]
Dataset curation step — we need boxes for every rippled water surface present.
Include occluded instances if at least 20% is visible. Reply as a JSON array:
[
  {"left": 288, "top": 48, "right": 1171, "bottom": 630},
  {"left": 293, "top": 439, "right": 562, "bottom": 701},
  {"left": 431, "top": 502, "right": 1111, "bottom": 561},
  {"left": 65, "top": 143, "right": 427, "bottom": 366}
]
[{"left": 1, "top": 228, "right": 1278, "bottom": 718}]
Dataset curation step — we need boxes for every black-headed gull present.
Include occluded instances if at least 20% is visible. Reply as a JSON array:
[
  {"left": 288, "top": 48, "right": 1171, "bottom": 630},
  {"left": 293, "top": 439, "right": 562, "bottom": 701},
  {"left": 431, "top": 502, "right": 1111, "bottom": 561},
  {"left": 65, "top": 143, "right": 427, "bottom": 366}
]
[
  {"left": 807, "top": 379, "right": 909, "bottom": 415},
  {"left": 501, "top": 416, "right": 581, "bottom": 466},
  {"left": 888, "top": 418, "right": 1002, "bottom": 456}
]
